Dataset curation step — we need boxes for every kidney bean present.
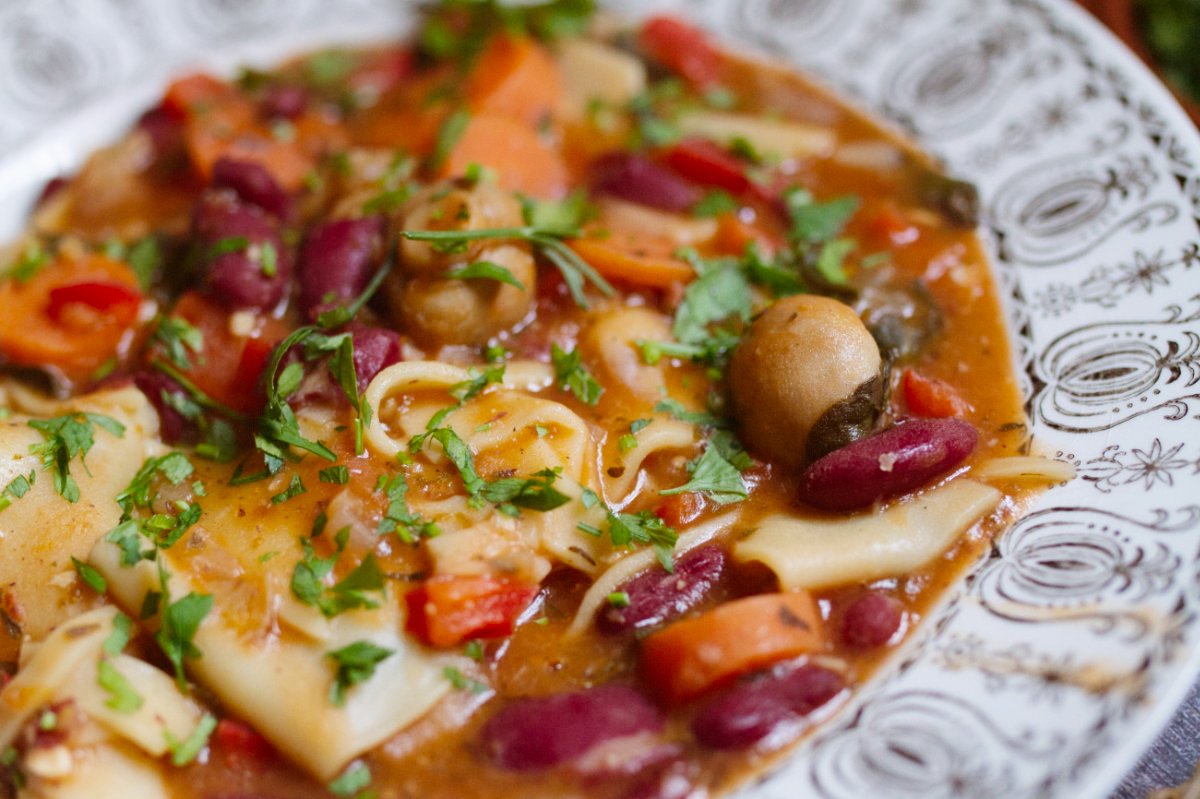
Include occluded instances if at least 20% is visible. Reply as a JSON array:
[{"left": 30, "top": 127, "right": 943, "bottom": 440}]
[
  {"left": 211, "top": 157, "right": 294, "bottom": 222},
  {"left": 297, "top": 216, "right": 386, "bottom": 320},
  {"left": 349, "top": 323, "right": 402, "bottom": 394},
  {"left": 259, "top": 84, "right": 308, "bottom": 120},
  {"left": 691, "top": 663, "right": 844, "bottom": 750},
  {"left": 480, "top": 684, "right": 664, "bottom": 771},
  {"left": 191, "top": 192, "right": 291, "bottom": 311},
  {"left": 133, "top": 370, "right": 192, "bottom": 444},
  {"left": 136, "top": 105, "right": 184, "bottom": 162},
  {"left": 841, "top": 591, "right": 905, "bottom": 649},
  {"left": 591, "top": 152, "right": 700, "bottom": 213},
  {"left": 598, "top": 545, "right": 727, "bottom": 634},
  {"left": 797, "top": 417, "right": 978, "bottom": 511},
  {"left": 36, "top": 176, "right": 69, "bottom": 207}
]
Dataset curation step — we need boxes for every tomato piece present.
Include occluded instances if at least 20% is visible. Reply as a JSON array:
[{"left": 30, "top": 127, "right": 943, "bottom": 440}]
[
  {"left": 162, "top": 292, "right": 288, "bottom": 414},
  {"left": 212, "top": 718, "right": 275, "bottom": 765},
  {"left": 639, "top": 16, "right": 723, "bottom": 88},
  {"left": 47, "top": 281, "right": 142, "bottom": 326},
  {"left": 901, "top": 369, "right": 971, "bottom": 418},
  {"left": 640, "top": 592, "right": 824, "bottom": 705},
  {"left": 655, "top": 492, "right": 707, "bottom": 530},
  {"left": 405, "top": 575, "right": 538, "bottom": 648}
]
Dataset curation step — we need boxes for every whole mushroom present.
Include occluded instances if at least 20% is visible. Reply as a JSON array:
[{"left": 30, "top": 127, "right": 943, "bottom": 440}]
[
  {"left": 384, "top": 181, "right": 535, "bottom": 347},
  {"left": 728, "top": 294, "right": 883, "bottom": 467}
]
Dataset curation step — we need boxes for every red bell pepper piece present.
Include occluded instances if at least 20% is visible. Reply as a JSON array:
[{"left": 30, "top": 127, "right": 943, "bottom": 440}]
[
  {"left": 639, "top": 16, "right": 723, "bottom": 88},
  {"left": 405, "top": 575, "right": 538, "bottom": 648},
  {"left": 46, "top": 281, "right": 142, "bottom": 326}
]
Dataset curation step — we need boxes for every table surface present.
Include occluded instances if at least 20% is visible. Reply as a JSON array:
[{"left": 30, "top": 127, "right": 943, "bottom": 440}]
[{"left": 1114, "top": 682, "right": 1200, "bottom": 797}]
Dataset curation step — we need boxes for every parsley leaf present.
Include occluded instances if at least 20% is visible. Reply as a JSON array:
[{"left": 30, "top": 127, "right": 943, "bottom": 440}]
[
  {"left": 327, "top": 640, "right": 394, "bottom": 706},
  {"left": 165, "top": 713, "right": 217, "bottom": 766},
  {"left": 445, "top": 260, "right": 525, "bottom": 289},
  {"left": 153, "top": 316, "right": 204, "bottom": 371},
  {"left": 72, "top": 557, "right": 107, "bottom": 593},
  {"left": 28, "top": 413, "right": 125, "bottom": 502},
  {"left": 320, "top": 465, "right": 350, "bottom": 484},
  {"left": 478, "top": 468, "right": 570, "bottom": 513},
  {"left": 104, "top": 613, "right": 133, "bottom": 656},
  {"left": 0, "top": 470, "right": 35, "bottom": 513},
  {"left": 427, "top": 108, "right": 471, "bottom": 171},
  {"left": 654, "top": 397, "right": 728, "bottom": 428},
  {"left": 606, "top": 510, "right": 678, "bottom": 572},
  {"left": 157, "top": 592, "right": 214, "bottom": 691},
  {"left": 376, "top": 473, "right": 440, "bottom": 542},
  {"left": 550, "top": 344, "right": 603, "bottom": 405},
  {"left": 660, "top": 445, "right": 747, "bottom": 504},
  {"left": 97, "top": 659, "right": 143, "bottom": 713},
  {"left": 670, "top": 254, "right": 751, "bottom": 347},
  {"left": 329, "top": 761, "right": 373, "bottom": 798},
  {"left": 443, "top": 666, "right": 488, "bottom": 694},
  {"left": 784, "top": 189, "right": 860, "bottom": 243}
]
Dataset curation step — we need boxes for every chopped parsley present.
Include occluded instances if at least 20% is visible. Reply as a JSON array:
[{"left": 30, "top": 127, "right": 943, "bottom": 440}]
[
  {"left": 427, "top": 108, "right": 471, "bottom": 171},
  {"left": 376, "top": 473, "right": 440, "bottom": 542},
  {"left": 97, "top": 658, "right": 143, "bottom": 713},
  {"left": 329, "top": 761, "right": 373, "bottom": 798},
  {"left": 9, "top": 242, "right": 50, "bottom": 283},
  {"left": 320, "top": 465, "right": 350, "bottom": 485},
  {"left": 693, "top": 190, "right": 738, "bottom": 218},
  {"left": 443, "top": 666, "right": 488, "bottom": 694},
  {"left": 153, "top": 316, "right": 204, "bottom": 371},
  {"left": 157, "top": 591, "right": 214, "bottom": 691},
  {"left": 607, "top": 591, "right": 631, "bottom": 608},
  {"left": 0, "top": 470, "right": 35, "bottom": 513},
  {"left": 445, "top": 260, "right": 525, "bottom": 289},
  {"left": 104, "top": 613, "right": 134, "bottom": 656},
  {"left": 72, "top": 557, "right": 107, "bottom": 594},
  {"left": 27, "top": 412, "right": 125, "bottom": 502},
  {"left": 550, "top": 344, "right": 603, "bottom": 405},
  {"left": 660, "top": 445, "right": 748, "bottom": 505},
  {"left": 418, "top": 0, "right": 594, "bottom": 61},
  {"left": 653, "top": 397, "right": 727, "bottom": 429},
  {"left": 270, "top": 474, "right": 307, "bottom": 505},
  {"left": 291, "top": 536, "right": 389, "bottom": 618},
  {"left": 478, "top": 468, "right": 570, "bottom": 515},
  {"left": 327, "top": 641, "right": 394, "bottom": 706},
  {"left": 165, "top": 713, "right": 217, "bottom": 766}
]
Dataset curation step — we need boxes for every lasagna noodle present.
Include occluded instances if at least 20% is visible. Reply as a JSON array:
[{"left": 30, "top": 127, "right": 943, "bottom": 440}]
[
  {"left": 364, "top": 361, "right": 612, "bottom": 574},
  {"left": 0, "top": 387, "right": 161, "bottom": 643},
  {"left": 89, "top": 541, "right": 451, "bottom": 781},
  {"left": 0, "top": 607, "right": 200, "bottom": 799},
  {"left": 734, "top": 479, "right": 1003, "bottom": 590}
]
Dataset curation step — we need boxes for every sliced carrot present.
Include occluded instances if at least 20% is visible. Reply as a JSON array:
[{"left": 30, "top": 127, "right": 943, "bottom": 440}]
[
  {"left": 164, "top": 71, "right": 343, "bottom": 190},
  {"left": 868, "top": 202, "right": 920, "bottom": 246},
  {"left": 640, "top": 591, "right": 823, "bottom": 705},
  {"left": 567, "top": 236, "right": 695, "bottom": 289},
  {"left": 464, "top": 34, "right": 563, "bottom": 126},
  {"left": 0, "top": 254, "right": 143, "bottom": 381},
  {"left": 437, "top": 113, "right": 568, "bottom": 198},
  {"left": 714, "top": 211, "right": 779, "bottom": 257},
  {"left": 901, "top": 369, "right": 971, "bottom": 418}
]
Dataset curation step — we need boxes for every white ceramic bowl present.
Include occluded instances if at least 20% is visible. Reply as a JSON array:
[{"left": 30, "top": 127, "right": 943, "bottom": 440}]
[{"left": 2, "top": 1, "right": 1198, "bottom": 796}]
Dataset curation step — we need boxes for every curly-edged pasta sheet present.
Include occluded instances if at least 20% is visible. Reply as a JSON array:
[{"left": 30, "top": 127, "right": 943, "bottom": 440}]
[
  {"left": 89, "top": 540, "right": 450, "bottom": 781},
  {"left": 0, "top": 388, "right": 160, "bottom": 645},
  {"left": 364, "top": 361, "right": 612, "bottom": 574},
  {"left": 579, "top": 307, "right": 675, "bottom": 413},
  {"left": 734, "top": 479, "right": 1002, "bottom": 590},
  {"left": 0, "top": 607, "right": 197, "bottom": 799},
  {"left": 600, "top": 417, "right": 697, "bottom": 508}
]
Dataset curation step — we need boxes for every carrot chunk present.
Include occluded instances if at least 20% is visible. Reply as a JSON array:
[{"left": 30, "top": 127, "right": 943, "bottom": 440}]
[
  {"left": 901, "top": 369, "right": 971, "bottom": 418},
  {"left": 640, "top": 591, "right": 824, "bottom": 705}
]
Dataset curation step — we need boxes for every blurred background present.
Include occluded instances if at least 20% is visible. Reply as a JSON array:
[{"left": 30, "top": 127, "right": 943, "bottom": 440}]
[{"left": 1080, "top": 0, "right": 1200, "bottom": 122}]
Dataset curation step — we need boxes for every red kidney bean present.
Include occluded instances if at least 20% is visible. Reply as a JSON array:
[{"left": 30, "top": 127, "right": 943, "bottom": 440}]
[
  {"left": 349, "top": 323, "right": 402, "bottom": 394},
  {"left": 574, "top": 737, "right": 681, "bottom": 781},
  {"left": 136, "top": 105, "right": 184, "bottom": 163},
  {"left": 797, "top": 417, "right": 978, "bottom": 511},
  {"left": 36, "top": 176, "right": 69, "bottom": 207},
  {"left": 691, "top": 663, "right": 844, "bottom": 750},
  {"left": 191, "top": 192, "right": 291, "bottom": 311},
  {"left": 480, "top": 684, "right": 664, "bottom": 771},
  {"left": 297, "top": 216, "right": 386, "bottom": 320},
  {"left": 841, "top": 591, "right": 904, "bottom": 649},
  {"left": 133, "top": 370, "right": 192, "bottom": 444},
  {"left": 598, "top": 545, "right": 727, "bottom": 634},
  {"left": 591, "top": 152, "right": 701, "bottom": 213},
  {"left": 259, "top": 84, "right": 309, "bottom": 120},
  {"left": 211, "top": 157, "right": 294, "bottom": 223}
]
